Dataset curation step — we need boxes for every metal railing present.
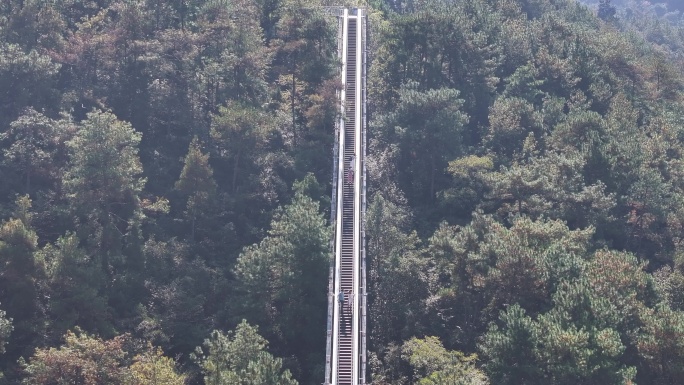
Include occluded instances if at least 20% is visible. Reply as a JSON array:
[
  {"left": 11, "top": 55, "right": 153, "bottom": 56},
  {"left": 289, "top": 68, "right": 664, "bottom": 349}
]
[{"left": 325, "top": 8, "right": 366, "bottom": 385}]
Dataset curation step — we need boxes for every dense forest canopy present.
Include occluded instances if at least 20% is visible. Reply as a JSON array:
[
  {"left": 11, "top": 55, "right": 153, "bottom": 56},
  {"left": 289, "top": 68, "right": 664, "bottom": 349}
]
[{"left": 0, "top": 0, "right": 684, "bottom": 384}]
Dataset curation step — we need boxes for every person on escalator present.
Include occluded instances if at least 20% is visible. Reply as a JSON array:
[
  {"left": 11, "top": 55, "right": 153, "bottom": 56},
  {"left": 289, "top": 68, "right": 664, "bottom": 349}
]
[
  {"left": 347, "top": 154, "right": 355, "bottom": 185},
  {"left": 338, "top": 290, "right": 346, "bottom": 310}
]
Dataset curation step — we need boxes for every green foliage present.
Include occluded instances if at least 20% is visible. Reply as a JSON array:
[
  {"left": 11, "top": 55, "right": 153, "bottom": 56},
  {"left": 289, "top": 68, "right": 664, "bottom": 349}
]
[
  {"left": 418, "top": 211, "right": 599, "bottom": 366},
  {"left": 234, "top": 190, "right": 328, "bottom": 381},
  {"left": 175, "top": 136, "right": 218, "bottom": 243},
  {"left": 1, "top": 0, "right": 684, "bottom": 382},
  {"left": 21, "top": 330, "right": 185, "bottom": 385},
  {"left": 1, "top": 109, "right": 64, "bottom": 194},
  {"left": 485, "top": 96, "right": 539, "bottom": 160},
  {"left": 63, "top": 109, "right": 144, "bottom": 274},
  {"left": 64, "top": 109, "right": 144, "bottom": 219},
  {"left": 481, "top": 289, "right": 638, "bottom": 384},
  {"left": 370, "top": 0, "right": 501, "bottom": 120},
  {"left": 0, "top": 305, "right": 12, "bottom": 355},
  {"left": 402, "top": 336, "right": 489, "bottom": 385},
  {"left": 272, "top": 0, "right": 337, "bottom": 142},
  {"left": 210, "top": 102, "right": 271, "bottom": 195},
  {"left": 502, "top": 63, "right": 545, "bottom": 102},
  {"left": 447, "top": 156, "right": 494, "bottom": 178},
  {"left": 637, "top": 305, "right": 684, "bottom": 383},
  {"left": 440, "top": 155, "right": 493, "bottom": 221},
  {"left": 197, "top": 0, "right": 270, "bottom": 106},
  {"left": 534, "top": 279, "right": 636, "bottom": 384},
  {"left": 366, "top": 194, "right": 424, "bottom": 349},
  {"left": 482, "top": 151, "right": 616, "bottom": 229},
  {"left": 62, "top": 108, "right": 147, "bottom": 325},
  {"left": 130, "top": 345, "right": 186, "bottom": 385},
  {"left": 0, "top": 42, "right": 60, "bottom": 127},
  {"left": 0, "top": 196, "right": 45, "bottom": 363},
  {"left": 479, "top": 304, "right": 541, "bottom": 384},
  {"left": 375, "top": 82, "right": 468, "bottom": 206},
  {"left": 652, "top": 265, "right": 684, "bottom": 311},
  {"left": 140, "top": 237, "right": 214, "bottom": 355},
  {"left": 40, "top": 232, "right": 112, "bottom": 339},
  {"left": 176, "top": 136, "right": 217, "bottom": 197},
  {"left": 194, "top": 320, "right": 297, "bottom": 385},
  {"left": 479, "top": 247, "right": 659, "bottom": 384},
  {"left": 586, "top": 250, "right": 653, "bottom": 331},
  {"left": 21, "top": 330, "right": 132, "bottom": 385},
  {"left": 598, "top": 0, "right": 616, "bottom": 22},
  {"left": 292, "top": 172, "right": 327, "bottom": 205}
]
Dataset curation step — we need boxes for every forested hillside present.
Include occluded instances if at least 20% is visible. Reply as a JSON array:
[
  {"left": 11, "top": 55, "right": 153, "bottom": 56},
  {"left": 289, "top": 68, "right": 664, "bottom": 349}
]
[{"left": 0, "top": 0, "right": 683, "bottom": 384}]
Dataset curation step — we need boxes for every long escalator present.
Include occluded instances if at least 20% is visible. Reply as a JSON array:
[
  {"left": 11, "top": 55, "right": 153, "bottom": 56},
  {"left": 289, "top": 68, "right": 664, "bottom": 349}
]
[{"left": 325, "top": 8, "right": 366, "bottom": 385}]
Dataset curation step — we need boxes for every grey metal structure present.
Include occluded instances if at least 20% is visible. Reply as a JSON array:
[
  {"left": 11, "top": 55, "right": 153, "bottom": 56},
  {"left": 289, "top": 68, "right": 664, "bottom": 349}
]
[{"left": 324, "top": 7, "right": 367, "bottom": 385}]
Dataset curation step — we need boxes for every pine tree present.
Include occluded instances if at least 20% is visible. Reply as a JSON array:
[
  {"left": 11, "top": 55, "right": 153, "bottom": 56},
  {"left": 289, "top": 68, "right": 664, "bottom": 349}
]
[
  {"left": 63, "top": 109, "right": 146, "bottom": 320},
  {"left": 63, "top": 109, "right": 145, "bottom": 261},
  {"left": 637, "top": 305, "right": 684, "bottom": 383},
  {"left": 366, "top": 194, "right": 425, "bottom": 349},
  {"left": 40, "top": 233, "right": 112, "bottom": 339},
  {"left": 194, "top": 321, "right": 297, "bottom": 385},
  {"left": 234, "top": 189, "right": 328, "bottom": 381},
  {"left": 175, "top": 136, "right": 217, "bottom": 243},
  {"left": 0, "top": 196, "right": 46, "bottom": 364},
  {"left": 479, "top": 305, "right": 541, "bottom": 384},
  {"left": 1, "top": 108, "right": 62, "bottom": 194},
  {"left": 377, "top": 82, "right": 468, "bottom": 204}
]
